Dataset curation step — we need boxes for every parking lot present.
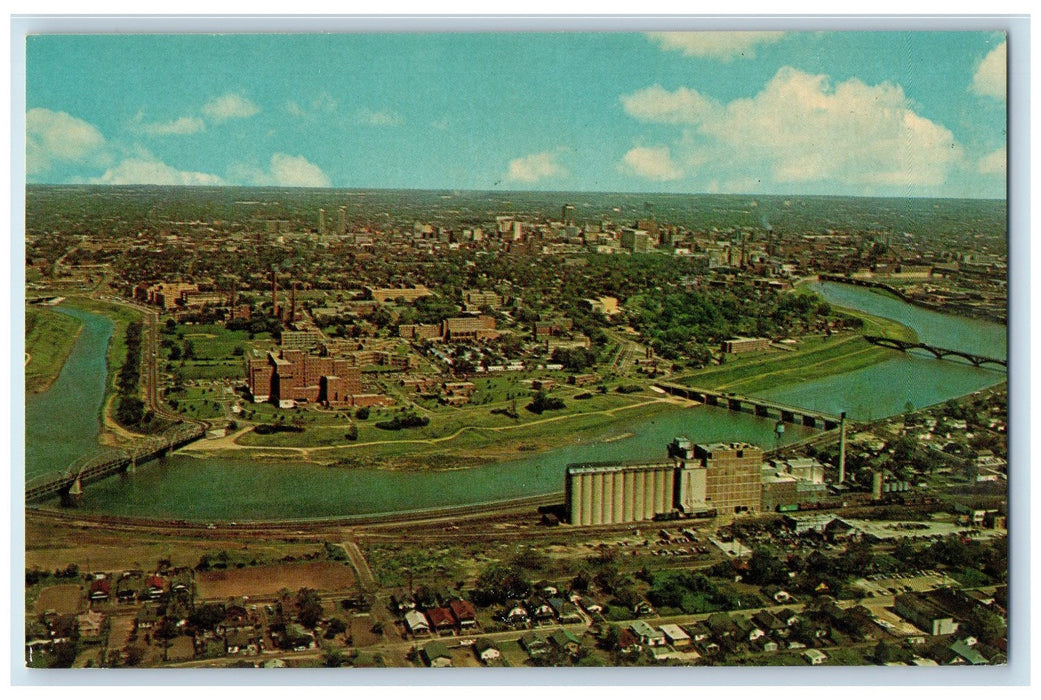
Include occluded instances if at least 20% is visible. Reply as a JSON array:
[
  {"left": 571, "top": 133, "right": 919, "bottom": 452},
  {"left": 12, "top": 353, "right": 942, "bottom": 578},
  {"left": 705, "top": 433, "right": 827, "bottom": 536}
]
[{"left": 853, "top": 570, "right": 954, "bottom": 598}]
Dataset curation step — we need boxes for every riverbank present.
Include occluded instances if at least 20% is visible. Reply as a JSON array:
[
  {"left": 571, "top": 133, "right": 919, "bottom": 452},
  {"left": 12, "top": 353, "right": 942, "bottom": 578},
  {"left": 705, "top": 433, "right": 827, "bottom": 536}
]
[
  {"left": 60, "top": 296, "right": 147, "bottom": 442},
  {"left": 25, "top": 306, "right": 84, "bottom": 394}
]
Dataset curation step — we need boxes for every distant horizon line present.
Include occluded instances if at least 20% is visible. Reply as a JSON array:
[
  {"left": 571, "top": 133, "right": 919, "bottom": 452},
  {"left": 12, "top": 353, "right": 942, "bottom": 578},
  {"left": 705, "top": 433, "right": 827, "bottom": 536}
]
[{"left": 24, "top": 183, "right": 1008, "bottom": 203}]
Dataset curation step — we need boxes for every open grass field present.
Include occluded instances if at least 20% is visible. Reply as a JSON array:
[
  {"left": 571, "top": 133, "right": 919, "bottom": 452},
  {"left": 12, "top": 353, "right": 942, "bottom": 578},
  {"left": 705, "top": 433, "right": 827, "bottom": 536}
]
[
  {"left": 33, "top": 583, "right": 84, "bottom": 615},
  {"left": 25, "top": 306, "right": 83, "bottom": 393},
  {"left": 195, "top": 560, "right": 356, "bottom": 600},
  {"left": 675, "top": 334, "right": 896, "bottom": 393},
  {"left": 232, "top": 394, "right": 675, "bottom": 461}
]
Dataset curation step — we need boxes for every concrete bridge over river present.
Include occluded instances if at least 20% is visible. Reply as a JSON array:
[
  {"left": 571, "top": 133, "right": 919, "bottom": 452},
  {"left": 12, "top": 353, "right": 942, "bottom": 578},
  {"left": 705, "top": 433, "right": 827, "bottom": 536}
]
[
  {"left": 25, "top": 423, "right": 206, "bottom": 503},
  {"left": 654, "top": 383, "right": 844, "bottom": 430},
  {"left": 863, "top": 336, "right": 1007, "bottom": 369}
]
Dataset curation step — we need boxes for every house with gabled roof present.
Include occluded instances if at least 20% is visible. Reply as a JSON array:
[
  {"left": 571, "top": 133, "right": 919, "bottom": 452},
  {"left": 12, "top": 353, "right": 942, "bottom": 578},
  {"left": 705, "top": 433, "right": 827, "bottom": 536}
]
[
  {"left": 426, "top": 606, "right": 456, "bottom": 634},
  {"left": 421, "top": 640, "right": 453, "bottom": 667},
  {"left": 404, "top": 609, "right": 431, "bottom": 636},
  {"left": 617, "top": 627, "right": 642, "bottom": 654},
  {"left": 629, "top": 620, "right": 666, "bottom": 647},
  {"left": 752, "top": 609, "right": 787, "bottom": 637},
  {"left": 549, "top": 628, "right": 581, "bottom": 655},
  {"left": 520, "top": 631, "right": 549, "bottom": 657},
  {"left": 88, "top": 578, "right": 111, "bottom": 602},
  {"left": 474, "top": 638, "right": 503, "bottom": 665},
  {"left": 448, "top": 598, "right": 477, "bottom": 629}
]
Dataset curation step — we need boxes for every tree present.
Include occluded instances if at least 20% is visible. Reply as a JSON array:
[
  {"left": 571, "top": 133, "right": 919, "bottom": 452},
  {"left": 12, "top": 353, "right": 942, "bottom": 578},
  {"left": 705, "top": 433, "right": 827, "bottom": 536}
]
[
  {"left": 182, "top": 338, "right": 195, "bottom": 360},
  {"left": 296, "top": 588, "right": 324, "bottom": 630}
]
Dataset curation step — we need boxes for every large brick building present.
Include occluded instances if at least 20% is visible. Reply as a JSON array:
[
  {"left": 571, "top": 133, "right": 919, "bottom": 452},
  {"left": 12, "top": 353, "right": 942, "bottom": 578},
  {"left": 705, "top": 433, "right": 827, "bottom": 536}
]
[{"left": 247, "top": 350, "right": 364, "bottom": 407}]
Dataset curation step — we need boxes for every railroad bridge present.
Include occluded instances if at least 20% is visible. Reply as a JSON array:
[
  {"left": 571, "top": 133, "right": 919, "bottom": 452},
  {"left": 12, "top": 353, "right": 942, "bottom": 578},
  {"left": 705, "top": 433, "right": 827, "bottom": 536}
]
[
  {"left": 863, "top": 335, "right": 1007, "bottom": 369},
  {"left": 25, "top": 423, "right": 206, "bottom": 503},
  {"left": 655, "top": 383, "right": 844, "bottom": 430}
]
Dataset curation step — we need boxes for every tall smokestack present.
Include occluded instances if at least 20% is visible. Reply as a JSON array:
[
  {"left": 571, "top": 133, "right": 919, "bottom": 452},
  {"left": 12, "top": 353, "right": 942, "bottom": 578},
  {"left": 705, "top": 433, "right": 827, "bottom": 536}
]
[
  {"left": 288, "top": 281, "right": 297, "bottom": 325},
  {"left": 271, "top": 271, "right": 278, "bottom": 319},
  {"left": 838, "top": 411, "right": 847, "bottom": 483}
]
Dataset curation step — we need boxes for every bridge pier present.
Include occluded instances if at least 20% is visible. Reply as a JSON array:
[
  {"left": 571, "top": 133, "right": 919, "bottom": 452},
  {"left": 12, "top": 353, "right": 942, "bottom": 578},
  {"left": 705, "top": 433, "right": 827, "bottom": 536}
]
[
  {"left": 823, "top": 418, "right": 839, "bottom": 430},
  {"left": 705, "top": 395, "right": 718, "bottom": 407},
  {"left": 754, "top": 404, "right": 769, "bottom": 417},
  {"left": 802, "top": 415, "right": 817, "bottom": 428},
  {"left": 780, "top": 410, "right": 795, "bottom": 423},
  {"left": 727, "top": 398, "right": 742, "bottom": 411}
]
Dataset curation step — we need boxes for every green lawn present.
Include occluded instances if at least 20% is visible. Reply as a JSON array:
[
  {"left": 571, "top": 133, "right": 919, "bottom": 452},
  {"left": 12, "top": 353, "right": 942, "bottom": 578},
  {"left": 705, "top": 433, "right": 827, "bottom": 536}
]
[
  {"left": 25, "top": 306, "right": 83, "bottom": 393},
  {"left": 674, "top": 334, "right": 898, "bottom": 393}
]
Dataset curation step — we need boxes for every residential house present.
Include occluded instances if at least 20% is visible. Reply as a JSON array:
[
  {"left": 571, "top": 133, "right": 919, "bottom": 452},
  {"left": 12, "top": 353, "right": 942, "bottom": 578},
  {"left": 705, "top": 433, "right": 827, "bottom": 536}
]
[
  {"left": 225, "top": 629, "right": 261, "bottom": 655},
  {"left": 145, "top": 574, "right": 167, "bottom": 600},
  {"left": 548, "top": 597, "right": 583, "bottom": 624},
  {"left": 474, "top": 638, "right": 503, "bottom": 665},
  {"left": 502, "top": 601, "right": 530, "bottom": 626},
  {"left": 281, "top": 623, "right": 314, "bottom": 651},
  {"left": 404, "top": 609, "right": 431, "bottom": 637},
  {"left": 775, "top": 608, "right": 801, "bottom": 628},
  {"left": 616, "top": 628, "right": 643, "bottom": 654},
  {"left": 628, "top": 620, "right": 666, "bottom": 647},
  {"left": 733, "top": 616, "right": 766, "bottom": 643},
  {"left": 77, "top": 610, "right": 104, "bottom": 641},
  {"left": 632, "top": 600, "right": 656, "bottom": 617},
  {"left": 752, "top": 610, "right": 787, "bottom": 638},
  {"left": 684, "top": 622, "right": 712, "bottom": 645},
  {"left": 945, "top": 638, "right": 989, "bottom": 665},
  {"left": 136, "top": 606, "right": 158, "bottom": 631},
  {"left": 804, "top": 649, "right": 828, "bottom": 665},
  {"left": 659, "top": 623, "right": 691, "bottom": 648},
  {"left": 448, "top": 599, "right": 477, "bottom": 629},
  {"left": 705, "top": 613, "right": 739, "bottom": 642},
  {"left": 549, "top": 628, "right": 582, "bottom": 656},
  {"left": 88, "top": 578, "right": 111, "bottom": 602},
  {"left": 390, "top": 589, "right": 416, "bottom": 614},
  {"left": 116, "top": 573, "right": 141, "bottom": 603},
  {"left": 421, "top": 640, "right": 453, "bottom": 668},
  {"left": 426, "top": 606, "right": 456, "bottom": 635},
  {"left": 519, "top": 631, "right": 549, "bottom": 658},
  {"left": 529, "top": 599, "right": 557, "bottom": 625}
]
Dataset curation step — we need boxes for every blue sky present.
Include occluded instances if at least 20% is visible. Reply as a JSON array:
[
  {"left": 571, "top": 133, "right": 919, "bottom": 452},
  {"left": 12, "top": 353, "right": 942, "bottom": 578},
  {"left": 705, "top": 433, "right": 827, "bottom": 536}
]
[{"left": 24, "top": 31, "right": 1007, "bottom": 198}]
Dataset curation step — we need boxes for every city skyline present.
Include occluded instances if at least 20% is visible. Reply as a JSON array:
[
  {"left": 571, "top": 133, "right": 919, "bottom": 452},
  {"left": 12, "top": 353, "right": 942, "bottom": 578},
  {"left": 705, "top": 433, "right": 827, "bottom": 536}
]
[{"left": 25, "top": 31, "right": 1007, "bottom": 199}]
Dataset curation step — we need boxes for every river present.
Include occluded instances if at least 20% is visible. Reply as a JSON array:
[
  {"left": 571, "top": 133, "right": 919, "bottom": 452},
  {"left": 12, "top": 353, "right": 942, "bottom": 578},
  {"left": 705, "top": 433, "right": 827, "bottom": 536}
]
[{"left": 25, "top": 283, "right": 1007, "bottom": 521}]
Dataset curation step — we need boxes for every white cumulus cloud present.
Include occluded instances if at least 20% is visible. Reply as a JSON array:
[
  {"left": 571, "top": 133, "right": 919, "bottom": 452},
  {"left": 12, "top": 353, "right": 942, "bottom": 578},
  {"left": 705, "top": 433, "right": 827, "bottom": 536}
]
[
  {"left": 972, "top": 41, "right": 1007, "bottom": 99},
  {"left": 977, "top": 146, "right": 1007, "bottom": 175},
  {"left": 505, "top": 151, "right": 567, "bottom": 184},
  {"left": 646, "top": 31, "right": 785, "bottom": 60},
  {"left": 201, "top": 93, "right": 260, "bottom": 123},
  {"left": 620, "top": 85, "right": 722, "bottom": 125},
  {"left": 621, "top": 146, "right": 683, "bottom": 181},
  {"left": 137, "top": 115, "right": 206, "bottom": 136},
  {"left": 26, "top": 108, "right": 108, "bottom": 175},
  {"left": 620, "top": 67, "right": 963, "bottom": 192},
  {"left": 356, "top": 107, "right": 404, "bottom": 127},
  {"left": 230, "top": 153, "right": 331, "bottom": 188},
  {"left": 89, "top": 158, "right": 224, "bottom": 186}
]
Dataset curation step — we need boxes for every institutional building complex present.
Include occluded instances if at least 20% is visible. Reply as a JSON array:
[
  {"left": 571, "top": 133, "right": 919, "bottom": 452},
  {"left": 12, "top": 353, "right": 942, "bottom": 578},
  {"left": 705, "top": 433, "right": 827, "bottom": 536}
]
[{"left": 246, "top": 350, "right": 367, "bottom": 408}]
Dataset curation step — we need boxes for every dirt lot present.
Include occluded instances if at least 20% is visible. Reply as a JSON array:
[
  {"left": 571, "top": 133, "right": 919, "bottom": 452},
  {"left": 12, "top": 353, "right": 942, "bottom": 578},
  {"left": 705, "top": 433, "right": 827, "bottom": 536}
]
[
  {"left": 34, "top": 583, "right": 84, "bottom": 615},
  {"left": 347, "top": 613, "right": 384, "bottom": 647},
  {"left": 196, "top": 561, "right": 355, "bottom": 600}
]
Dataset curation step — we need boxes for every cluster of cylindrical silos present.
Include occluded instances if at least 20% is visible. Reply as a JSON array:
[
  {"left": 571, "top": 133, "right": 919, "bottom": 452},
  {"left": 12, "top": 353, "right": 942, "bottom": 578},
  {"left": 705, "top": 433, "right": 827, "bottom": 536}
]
[{"left": 566, "top": 463, "right": 675, "bottom": 526}]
